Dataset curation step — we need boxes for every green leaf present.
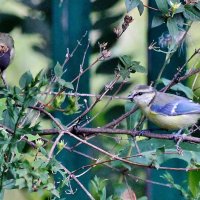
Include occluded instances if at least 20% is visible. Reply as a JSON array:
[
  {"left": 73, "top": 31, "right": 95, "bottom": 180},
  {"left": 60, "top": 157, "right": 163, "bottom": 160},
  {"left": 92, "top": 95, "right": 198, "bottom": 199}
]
[
  {"left": 159, "top": 78, "right": 194, "bottom": 99},
  {"left": 183, "top": 5, "right": 200, "bottom": 21},
  {"left": 64, "top": 96, "right": 80, "bottom": 115},
  {"left": 189, "top": 171, "right": 200, "bottom": 196},
  {"left": 195, "top": 2, "right": 200, "bottom": 10},
  {"left": 54, "top": 62, "right": 63, "bottom": 77},
  {"left": 118, "top": 55, "right": 146, "bottom": 79},
  {"left": 167, "top": 17, "right": 179, "bottom": 39},
  {"left": 100, "top": 187, "right": 106, "bottom": 200},
  {"left": 155, "top": 0, "right": 168, "bottom": 13},
  {"left": 0, "top": 98, "right": 7, "bottom": 120},
  {"left": 125, "top": 0, "right": 141, "bottom": 12},
  {"left": 137, "top": 1, "right": 144, "bottom": 15},
  {"left": 15, "top": 178, "right": 26, "bottom": 189},
  {"left": 138, "top": 197, "right": 148, "bottom": 200},
  {"left": 51, "top": 189, "right": 60, "bottom": 198},
  {"left": 129, "top": 138, "right": 200, "bottom": 167},
  {"left": 3, "top": 179, "right": 16, "bottom": 189},
  {"left": 152, "top": 16, "right": 165, "bottom": 28},
  {"left": 58, "top": 79, "right": 74, "bottom": 90},
  {"left": 131, "top": 61, "right": 146, "bottom": 73},
  {"left": 53, "top": 93, "right": 66, "bottom": 108},
  {"left": 125, "top": 101, "right": 142, "bottom": 129},
  {"left": 19, "top": 71, "right": 33, "bottom": 88},
  {"left": 17, "top": 169, "right": 28, "bottom": 177},
  {"left": 26, "top": 134, "right": 41, "bottom": 142},
  {"left": 111, "top": 160, "right": 132, "bottom": 171}
]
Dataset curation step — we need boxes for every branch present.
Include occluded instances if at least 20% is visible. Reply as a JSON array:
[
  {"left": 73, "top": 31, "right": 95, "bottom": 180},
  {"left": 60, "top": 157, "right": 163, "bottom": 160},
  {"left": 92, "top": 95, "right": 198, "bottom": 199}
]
[{"left": 36, "top": 127, "right": 200, "bottom": 144}]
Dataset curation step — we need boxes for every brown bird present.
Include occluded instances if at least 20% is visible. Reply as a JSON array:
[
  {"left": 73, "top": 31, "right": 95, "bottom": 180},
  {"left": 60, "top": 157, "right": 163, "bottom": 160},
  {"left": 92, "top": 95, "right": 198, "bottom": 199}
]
[{"left": 0, "top": 33, "right": 15, "bottom": 87}]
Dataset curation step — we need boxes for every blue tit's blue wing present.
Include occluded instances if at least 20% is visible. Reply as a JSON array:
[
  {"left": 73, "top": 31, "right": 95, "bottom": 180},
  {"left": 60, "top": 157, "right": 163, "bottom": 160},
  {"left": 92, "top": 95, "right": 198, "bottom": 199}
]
[{"left": 150, "top": 100, "right": 200, "bottom": 116}]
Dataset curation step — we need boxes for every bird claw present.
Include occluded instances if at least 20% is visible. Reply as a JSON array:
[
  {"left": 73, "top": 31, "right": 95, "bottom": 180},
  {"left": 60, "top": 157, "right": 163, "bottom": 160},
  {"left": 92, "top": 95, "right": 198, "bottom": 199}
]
[
  {"left": 175, "top": 142, "right": 183, "bottom": 155},
  {"left": 137, "top": 130, "right": 148, "bottom": 136}
]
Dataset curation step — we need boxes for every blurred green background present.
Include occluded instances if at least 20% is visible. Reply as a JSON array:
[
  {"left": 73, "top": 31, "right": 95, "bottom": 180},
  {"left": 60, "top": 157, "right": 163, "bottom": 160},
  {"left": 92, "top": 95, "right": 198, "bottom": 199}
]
[{"left": 1, "top": 0, "right": 200, "bottom": 199}]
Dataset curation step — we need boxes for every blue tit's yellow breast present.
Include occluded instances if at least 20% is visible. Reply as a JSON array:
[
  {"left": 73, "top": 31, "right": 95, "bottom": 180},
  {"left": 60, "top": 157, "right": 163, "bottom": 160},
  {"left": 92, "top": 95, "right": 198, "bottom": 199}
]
[{"left": 142, "top": 107, "right": 200, "bottom": 130}]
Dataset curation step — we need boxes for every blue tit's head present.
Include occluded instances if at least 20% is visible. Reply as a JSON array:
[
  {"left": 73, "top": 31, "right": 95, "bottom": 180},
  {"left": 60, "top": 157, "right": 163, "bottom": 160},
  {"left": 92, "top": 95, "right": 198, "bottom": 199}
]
[{"left": 128, "top": 85, "right": 156, "bottom": 107}]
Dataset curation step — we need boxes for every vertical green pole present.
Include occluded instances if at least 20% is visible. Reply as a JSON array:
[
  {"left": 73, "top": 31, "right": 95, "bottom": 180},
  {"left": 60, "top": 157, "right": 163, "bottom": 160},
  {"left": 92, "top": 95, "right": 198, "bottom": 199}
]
[
  {"left": 147, "top": 1, "right": 187, "bottom": 199},
  {"left": 52, "top": 1, "right": 91, "bottom": 199}
]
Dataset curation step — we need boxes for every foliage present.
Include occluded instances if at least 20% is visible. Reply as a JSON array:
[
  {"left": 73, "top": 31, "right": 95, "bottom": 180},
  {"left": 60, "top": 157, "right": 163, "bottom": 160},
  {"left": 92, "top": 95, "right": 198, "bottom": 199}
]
[
  {"left": 90, "top": 176, "right": 120, "bottom": 200},
  {"left": 1, "top": 0, "right": 200, "bottom": 200}
]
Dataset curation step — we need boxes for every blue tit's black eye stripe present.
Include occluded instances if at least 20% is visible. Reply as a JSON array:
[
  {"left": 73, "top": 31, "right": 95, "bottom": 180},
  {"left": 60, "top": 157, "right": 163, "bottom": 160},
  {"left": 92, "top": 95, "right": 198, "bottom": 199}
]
[{"left": 135, "top": 92, "right": 143, "bottom": 97}]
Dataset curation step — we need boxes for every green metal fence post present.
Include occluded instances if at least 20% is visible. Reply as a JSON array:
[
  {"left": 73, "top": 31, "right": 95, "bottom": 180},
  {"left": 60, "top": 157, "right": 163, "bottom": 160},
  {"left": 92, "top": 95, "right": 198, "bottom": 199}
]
[
  {"left": 52, "top": 1, "right": 91, "bottom": 199},
  {"left": 147, "top": 1, "right": 187, "bottom": 199}
]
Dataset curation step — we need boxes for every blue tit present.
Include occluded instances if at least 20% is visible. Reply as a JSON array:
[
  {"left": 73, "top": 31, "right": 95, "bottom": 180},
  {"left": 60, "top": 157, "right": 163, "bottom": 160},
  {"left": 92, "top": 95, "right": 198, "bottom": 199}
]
[
  {"left": 0, "top": 33, "right": 15, "bottom": 86},
  {"left": 128, "top": 85, "right": 200, "bottom": 130}
]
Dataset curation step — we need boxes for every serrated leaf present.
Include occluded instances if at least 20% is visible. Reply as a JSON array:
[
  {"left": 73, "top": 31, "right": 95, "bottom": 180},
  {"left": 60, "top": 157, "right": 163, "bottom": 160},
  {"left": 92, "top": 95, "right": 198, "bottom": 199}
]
[
  {"left": 64, "top": 96, "right": 80, "bottom": 115},
  {"left": 152, "top": 16, "right": 165, "bottom": 28},
  {"left": 53, "top": 93, "right": 65, "bottom": 108},
  {"left": 125, "top": 0, "right": 141, "bottom": 12},
  {"left": 58, "top": 79, "right": 74, "bottom": 90},
  {"left": 167, "top": 17, "right": 179, "bottom": 39},
  {"left": 54, "top": 62, "right": 63, "bottom": 77},
  {"left": 100, "top": 187, "right": 106, "bottom": 200},
  {"left": 19, "top": 71, "right": 33, "bottom": 88},
  {"left": 183, "top": 5, "right": 200, "bottom": 21},
  {"left": 155, "top": 0, "right": 168, "bottom": 13}
]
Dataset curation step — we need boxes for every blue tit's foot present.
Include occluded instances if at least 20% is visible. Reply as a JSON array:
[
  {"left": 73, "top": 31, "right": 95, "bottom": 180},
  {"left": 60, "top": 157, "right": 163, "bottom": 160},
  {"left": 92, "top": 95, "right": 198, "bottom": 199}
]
[
  {"left": 136, "top": 130, "right": 149, "bottom": 137},
  {"left": 172, "top": 129, "right": 185, "bottom": 155}
]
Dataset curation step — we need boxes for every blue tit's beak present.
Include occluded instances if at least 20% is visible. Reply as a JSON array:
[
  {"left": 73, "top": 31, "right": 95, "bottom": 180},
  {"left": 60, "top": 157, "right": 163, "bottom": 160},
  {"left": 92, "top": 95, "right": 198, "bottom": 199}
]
[{"left": 128, "top": 93, "right": 134, "bottom": 101}]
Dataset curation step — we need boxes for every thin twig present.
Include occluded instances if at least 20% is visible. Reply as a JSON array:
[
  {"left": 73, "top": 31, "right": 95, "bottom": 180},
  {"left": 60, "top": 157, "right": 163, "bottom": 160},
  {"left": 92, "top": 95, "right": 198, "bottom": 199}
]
[
  {"left": 81, "top": 79, "right": 128, "bottom": 127},
  {"left": 75, "top": 40, "right": 90, "bottom": 93},
  {"left": 67, "top": 74, "right": 121, "bottom": 127},
  {"left": 60, "top": 164, "right": 95, "bottom": 200}
]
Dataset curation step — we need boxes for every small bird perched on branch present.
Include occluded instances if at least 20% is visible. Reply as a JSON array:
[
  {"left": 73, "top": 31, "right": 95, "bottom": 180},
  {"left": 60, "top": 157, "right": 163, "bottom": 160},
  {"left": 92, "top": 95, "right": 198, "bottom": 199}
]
[
  {"left": 128, "top": 85, "right": 200, "bottom": 130},
  {"left": 0, "top": 33, "right": 15, "bottom": 87}
]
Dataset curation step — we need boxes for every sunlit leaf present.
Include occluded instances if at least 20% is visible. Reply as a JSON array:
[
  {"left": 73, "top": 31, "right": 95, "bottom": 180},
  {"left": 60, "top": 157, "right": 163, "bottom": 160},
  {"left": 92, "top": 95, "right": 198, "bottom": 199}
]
[
  {"left": 26, "top": 134, "right": 41, "bottom": 142},
  {"left": 125, "top": 0, "right": 141, "bottom": 12},
  {"left": 167, "top": 17, "right": 179, "bottom": 38},
  {"left": 155, "top": 0, "right": 168, "bottom": 13},
  {"left": 159, "top": 78, "right": 194, "bottom": 99},
  {"left": 58, "top": 79, "right": 74, "bottom": 90},
  {"left": 152, "top": 16, "right": 165, "bottom": 28},
  {"left": 19, "top": 71, "right": 33, "bottom": 88},
  {"left": 54, "top": 62, "right": 63, "bottom": 77}
]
